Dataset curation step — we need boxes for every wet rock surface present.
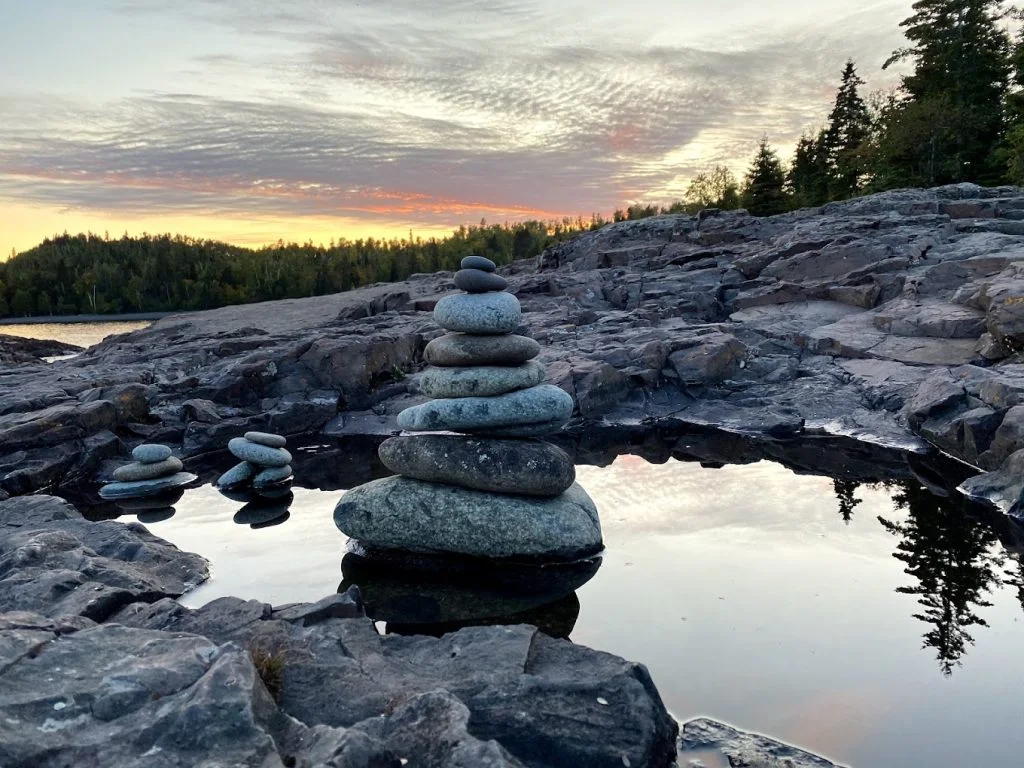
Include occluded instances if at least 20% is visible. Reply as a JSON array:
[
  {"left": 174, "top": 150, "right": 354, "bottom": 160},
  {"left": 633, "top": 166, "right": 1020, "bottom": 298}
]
[{"left": 679, "top": 717, "right": 845, "bottom": 767}]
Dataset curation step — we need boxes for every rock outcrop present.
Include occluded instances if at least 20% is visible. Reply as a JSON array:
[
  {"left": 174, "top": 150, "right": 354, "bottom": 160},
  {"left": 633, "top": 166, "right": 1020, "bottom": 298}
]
[{"left": 4, "top": 184, "right": 1024, "bottom": 509}]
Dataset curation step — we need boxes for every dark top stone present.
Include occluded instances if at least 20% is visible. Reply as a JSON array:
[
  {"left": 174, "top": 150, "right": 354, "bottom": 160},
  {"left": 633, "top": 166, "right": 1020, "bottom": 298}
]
[
  {"left": 461, "top": 255, "right": 496, "bottom": 272},
  {"left": 454, "top": 269, "right": 508, "bottom": 293}
]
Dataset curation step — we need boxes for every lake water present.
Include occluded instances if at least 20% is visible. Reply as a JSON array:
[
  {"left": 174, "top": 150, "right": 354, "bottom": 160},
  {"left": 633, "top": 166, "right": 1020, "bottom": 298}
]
[
  {"left": 0, "top": 320, "right": 152, "bottom": 349},
  {"left": 25, "top": 322, "right": 1024, "bottom": 767}
]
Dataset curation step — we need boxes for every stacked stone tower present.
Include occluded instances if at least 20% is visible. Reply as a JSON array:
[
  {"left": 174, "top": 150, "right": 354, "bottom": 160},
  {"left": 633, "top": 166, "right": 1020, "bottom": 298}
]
[{"left": 334, "top": 256, "right": 602, "bottom": 562}]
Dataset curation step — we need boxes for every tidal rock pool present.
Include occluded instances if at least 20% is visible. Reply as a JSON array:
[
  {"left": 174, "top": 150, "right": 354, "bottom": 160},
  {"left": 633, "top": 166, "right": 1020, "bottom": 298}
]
[{"left": 67, "top": 444, "right": 1024, "bottom": 768}]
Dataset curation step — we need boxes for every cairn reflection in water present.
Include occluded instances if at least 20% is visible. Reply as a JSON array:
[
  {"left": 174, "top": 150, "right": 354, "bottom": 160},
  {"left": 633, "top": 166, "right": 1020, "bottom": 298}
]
[
  {"left": 339, "top": 548, "right": 601, "bottom": 639},
  {"left": 877, "top": 479, "right": 1024, "bottom": 676},
  {"left": 112, "top": 487, "right": 185, "bottom": 524}
]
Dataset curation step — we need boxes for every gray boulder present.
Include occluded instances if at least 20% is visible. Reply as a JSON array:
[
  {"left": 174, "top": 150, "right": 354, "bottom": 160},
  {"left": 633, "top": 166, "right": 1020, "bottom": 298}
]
[
  {"left": 335, "top": 477, "right": 602, "bottom": 560},
  {"left": 419, "top": 360, "right": 546, "bottom": 398},
  {"left": 424, "top": 333, "right": 541, "bottom": 366},
  {"left": 434, "top": 292, "right": 522, "bottom": 335},
  {"left": 378, "top": 434, "right": 575, "bottom": 496},
  {"left": 397, "top": 384, "right": 574, "bottom": 435}
]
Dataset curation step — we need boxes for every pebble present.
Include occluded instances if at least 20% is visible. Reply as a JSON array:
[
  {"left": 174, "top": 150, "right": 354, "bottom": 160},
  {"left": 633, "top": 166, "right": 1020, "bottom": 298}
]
[
  {"left": 433, "top": 292, "right": 522, "bottom": 335},
  {"left": 461, "top": 255, "right": 496, "bottom": 272},
  {"left": 244, "top": 431, "right": 287, "bottom": 448},
  {"left": 113, "top": 457, "right": 183, "bottom": 482},
  {"left": 228, "top": 438, "right": 292, "bottom": 468},
  {"left": 131, "top": 444, "right": 172, "bottom": 464},
  {"left": 454, "top": 269, "right": 508, "bottom": 293},
  {"left": 419, "top": 360, "right": 545, "bottom": 398}
]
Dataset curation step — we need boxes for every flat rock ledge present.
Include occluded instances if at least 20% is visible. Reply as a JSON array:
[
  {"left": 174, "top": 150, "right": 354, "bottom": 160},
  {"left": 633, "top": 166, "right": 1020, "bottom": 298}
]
[
  {"left": 0, "top": 495, "right": 678, "bottom": 767},
  {"left": 679, "top": 717, "right": 846, "bottom": 767}
]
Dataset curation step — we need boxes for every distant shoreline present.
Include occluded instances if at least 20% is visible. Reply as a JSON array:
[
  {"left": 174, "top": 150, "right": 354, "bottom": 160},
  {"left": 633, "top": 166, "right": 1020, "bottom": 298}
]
[{"left": 0, "top": 312, "right": 173, "bottom": 326}]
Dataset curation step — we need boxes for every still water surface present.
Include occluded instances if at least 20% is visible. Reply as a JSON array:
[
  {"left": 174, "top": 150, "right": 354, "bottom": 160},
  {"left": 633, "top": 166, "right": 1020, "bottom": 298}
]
[
  {"left": 27, "top": 322, "right": 1024, "bottom": 767},
  {"left": 80, "top": 457, "right": 1024, "bottom": 768}
]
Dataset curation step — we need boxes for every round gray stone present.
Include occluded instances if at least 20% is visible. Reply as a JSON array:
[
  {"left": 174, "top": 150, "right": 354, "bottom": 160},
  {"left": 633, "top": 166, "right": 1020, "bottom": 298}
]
[
  {"left": 461, "top": 255, "right": 496, "bottom": 272},
  {"left": 253, "top": 465, "right": 293, "bottom": 489},
  {"left": 216, "top": 461, "right": 258, "bottom": 489},
  {"left": 379, "top": 435, "right": 575, "bottom": 496},
  {"left": 419, "top": 360, "right": 545, "bottom": 398},
  {"left": 424, "top": 333, "right": 540, "bottom": 367},
  {"left": 244, "top": 431, "right": 287, "bottom": 448},
  {"left": 113, "top": 457, "right": 184, "bottom": 482},
  {"left": 454, "top": 269, "right": 507, "bottom": 293},
  {"left": 99, "top": 472, "right": 198, "bottom": 500},
  {"left": 334, "top": 477, "right": 602, "bottom": 560},
  {"left": 397, "top": 384, "right": 573, "bottom": 435},
  {"left": 228, "top": 437, "right": 292, "bottom": 467},
  {"left": 434, "top": 292, "right": 521, "bottom": 335},
  {"left": 131, "top": 444, "right": 172, "bottom": 464}
]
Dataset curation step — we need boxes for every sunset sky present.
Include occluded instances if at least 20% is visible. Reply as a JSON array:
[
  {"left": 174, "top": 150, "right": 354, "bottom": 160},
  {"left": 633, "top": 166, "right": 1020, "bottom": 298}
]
[{"left": 0, "top": 0, "right": 916, "bottom": 257}]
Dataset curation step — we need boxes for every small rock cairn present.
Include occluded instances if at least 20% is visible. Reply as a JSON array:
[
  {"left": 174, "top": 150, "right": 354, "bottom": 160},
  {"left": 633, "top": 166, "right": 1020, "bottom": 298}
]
[
  {"left": 216, "top": 432, "right": 293, "bottom": 492},
  {"left": 100, "top": 444, "right": 196, "bottom": 500},
  {"left": 334, "top": 256, "right": 603, "bottom": 562}
]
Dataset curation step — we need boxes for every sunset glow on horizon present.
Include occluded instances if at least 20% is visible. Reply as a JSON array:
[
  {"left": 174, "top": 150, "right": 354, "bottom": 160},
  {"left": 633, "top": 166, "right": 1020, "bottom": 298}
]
[{"left": 0, "top": 0, "right": 914, "bottom": 257}]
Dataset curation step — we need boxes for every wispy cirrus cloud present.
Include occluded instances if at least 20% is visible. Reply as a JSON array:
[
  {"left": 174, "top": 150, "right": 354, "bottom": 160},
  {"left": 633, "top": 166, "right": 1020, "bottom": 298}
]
[{"left": 0, "top": 0, "right": 911, "bottom": 253}]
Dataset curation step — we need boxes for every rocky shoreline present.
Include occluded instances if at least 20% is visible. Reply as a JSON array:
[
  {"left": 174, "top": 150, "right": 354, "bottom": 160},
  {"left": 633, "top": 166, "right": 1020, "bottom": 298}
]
[{"left": 4, "top": 183, "right": 1024, "bottom": 765}]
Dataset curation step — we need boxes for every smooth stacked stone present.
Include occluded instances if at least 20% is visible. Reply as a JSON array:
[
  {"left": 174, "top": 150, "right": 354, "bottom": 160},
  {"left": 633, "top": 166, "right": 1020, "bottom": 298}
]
[
  {"left": 100, "top": 444, "right": 197, "bottom": 500},
  {"left": 335, "top": 255, "right": 602, "bottom": 561},
  {"left": 216, "top": 432, "right": 293, "bottom": 491}
]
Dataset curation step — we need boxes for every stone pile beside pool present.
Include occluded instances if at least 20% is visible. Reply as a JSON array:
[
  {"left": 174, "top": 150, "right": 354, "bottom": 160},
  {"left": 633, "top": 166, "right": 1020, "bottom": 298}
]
[
  {"left": 100, "top": 443, "right": 196, "bottom": 500},
  {"left": 216, "top": 432, "right": 293, "bottom": 492},
  {"left": 334, "top": 255, "right": 603, "bottom": 561}
]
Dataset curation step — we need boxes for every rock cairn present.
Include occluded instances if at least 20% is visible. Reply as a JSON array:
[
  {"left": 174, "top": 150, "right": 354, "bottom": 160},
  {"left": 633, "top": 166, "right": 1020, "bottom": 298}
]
[
  {"left": 216, "top": 432, "right": 293, "bottom": 492},
  {"left": 335, "top": 256, "right": 603, "bottom": 562},
  {"left": 100, "top": 444, "right": 196, "bottom": 500}
]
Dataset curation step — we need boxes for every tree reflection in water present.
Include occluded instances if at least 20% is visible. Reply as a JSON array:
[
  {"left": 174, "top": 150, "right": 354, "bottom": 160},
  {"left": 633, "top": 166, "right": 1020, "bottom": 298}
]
[
  {"left": 832, "top": 478, "right": 862, "bottom": 524},
  {"left": 877, "top": 480, "right": 1012, "bottom": 677}
]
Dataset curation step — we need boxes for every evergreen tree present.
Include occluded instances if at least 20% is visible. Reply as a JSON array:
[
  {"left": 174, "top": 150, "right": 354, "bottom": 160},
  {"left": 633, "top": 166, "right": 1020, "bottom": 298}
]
[
  {"left": 883, "top": 0, "right": 1012, "bottom": 184},
  {"left": 1000, "top": 17, "right": 1024, "bottom": 182},
  {"left": 741, "top": 137, "right": 790, "bottom": 216},
  {"left": 825, "top": 60, "right": 872, "bottom": 198},
  {"left": 788, "top": 130, "right": 831, "bottom": 207}
]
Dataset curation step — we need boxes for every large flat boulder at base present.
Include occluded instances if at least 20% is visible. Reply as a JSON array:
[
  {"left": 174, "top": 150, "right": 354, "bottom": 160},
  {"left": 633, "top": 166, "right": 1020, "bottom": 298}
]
[{"left": 334, "top": 477, "right": 602, "bottom": 560}]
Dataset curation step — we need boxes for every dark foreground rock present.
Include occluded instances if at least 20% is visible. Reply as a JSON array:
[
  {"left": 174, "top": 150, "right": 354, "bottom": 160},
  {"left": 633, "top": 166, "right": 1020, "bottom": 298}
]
[
  {"left": 0, "top": 495, "right": 678, "bottom": 767},
  {"left": 0, "top": 334, "right": 81, "bottom": 364}
]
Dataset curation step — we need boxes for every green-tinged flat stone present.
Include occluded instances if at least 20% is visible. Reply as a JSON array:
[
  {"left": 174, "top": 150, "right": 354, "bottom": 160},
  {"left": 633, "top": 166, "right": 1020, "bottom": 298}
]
[
  {"left": 228, "top": 438, "right": 292, "bottom": 467},
  {"left": 253, "top": 465, "right": 293, "bottom": 489},
  {"left": 334, "top": 477, "right": 602, "bottom": 560},
  {"left": 244, "top": 431, "right": 287, "bottom": 448},
  {"left": 113, "top": 457, "right": 183, "bottom": 482},
  {"left": 433, "top": 292, "right": 521, "bottom": 335},
  {"left": 216, "top": 461, "right": 258, "bottom": 490},
  {"left": 419, "top": 360, "right": 545, "bottom": 398},
  {"left": 99, "top": 472, "right": 197, "bottom": 500},
  {"left": 397, "top": 384, "right": 572, "bottom": 434}
]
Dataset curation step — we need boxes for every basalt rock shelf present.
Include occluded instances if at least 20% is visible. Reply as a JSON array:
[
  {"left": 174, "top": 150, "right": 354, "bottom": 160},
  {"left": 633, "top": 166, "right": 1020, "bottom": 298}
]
[{"left": 4, "top": 185, "right": 1024, "bottom": 515}]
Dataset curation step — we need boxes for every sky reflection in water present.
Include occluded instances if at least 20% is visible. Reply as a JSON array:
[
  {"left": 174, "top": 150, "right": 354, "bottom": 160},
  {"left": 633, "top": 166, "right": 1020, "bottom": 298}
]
[{"left": 108, "top": 456, "right": 1024, "bottom": 768}]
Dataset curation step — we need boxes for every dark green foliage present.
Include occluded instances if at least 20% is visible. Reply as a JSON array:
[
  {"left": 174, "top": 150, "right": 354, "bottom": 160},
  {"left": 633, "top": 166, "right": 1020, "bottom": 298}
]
[
  {"left": 741, "top": 137, "right": 790, "bottom": 216},
  {"left": 0, "top": 220, "right": 594, "bottom": 318},
  {"left": 788, "top": 131, "right": 832, "bottom": 207},
  {"left": 826, "top": 60, "right": 873, "bottom": 198},
  {"left": 883, "top": 0, "right": 1011, "bottom": 185}
]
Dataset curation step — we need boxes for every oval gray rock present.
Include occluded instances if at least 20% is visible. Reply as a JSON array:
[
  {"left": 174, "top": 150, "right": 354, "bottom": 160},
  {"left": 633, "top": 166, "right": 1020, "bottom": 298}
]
[
  {"left": 228, "top": 437, "right": 292, "bottom": 467},
  {"left": 461, "top": 255, "right": 496, "bottom": 272},
  {"left": 253, "top": 465, "right": 293, "bottom": 489},
  {"left": 244, "top": 431, "right": 287, "bottom": 448},
  {"left": 216, "top": 461, "right": 258, "bottom": 489},
  {"left": 424, "top": 333, "right": 540, "bottom": 367},
  {"left": 99, "top": 472, "right": 198, "bottom": 500},
  {"left": 419, "top": 360, "right": 545, "bottom": 398},
  {"left": 379, "top": 435, "right": 575, "bottom": 496},
  {"left": 397, "top": 384, "right": 573, "bottom": 434},
  {"left": 113, "top": 457, "right": 183, "bottom": 482},
  {"left": 433, "top": 292, "right": 521, "bottom": 335},
  {"left": 454, "top": 269, "right": 508, "bottom": 293},
  {"left": 334, "top": 477, "right": 602, "bottom": 560},
  {"left": 132, "top": 444, "right": 172, "bottom": 464}
]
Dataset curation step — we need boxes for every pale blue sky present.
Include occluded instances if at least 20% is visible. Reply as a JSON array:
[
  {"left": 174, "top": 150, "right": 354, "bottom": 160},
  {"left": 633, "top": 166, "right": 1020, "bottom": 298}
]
[{"left": 0, "top": 0, "right": 935, "bottom": 253}]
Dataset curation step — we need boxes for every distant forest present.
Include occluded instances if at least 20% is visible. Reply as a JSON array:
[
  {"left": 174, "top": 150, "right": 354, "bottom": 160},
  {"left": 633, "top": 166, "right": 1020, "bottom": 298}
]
[{"left": 2, "top": 0, "right": 1021, "bottom": 318}]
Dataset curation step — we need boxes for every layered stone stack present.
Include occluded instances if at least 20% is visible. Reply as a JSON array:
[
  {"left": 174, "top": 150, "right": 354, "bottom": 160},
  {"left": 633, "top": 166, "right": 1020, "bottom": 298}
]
[
  {"left": 216, "top": 432, "right": 293, "bottom": 492},
  {"left": 335, "top": 256, "right": 603, "bottom": 562},
  {"left": 100, "top": 444, "right": 196, "bottom": 500}
]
